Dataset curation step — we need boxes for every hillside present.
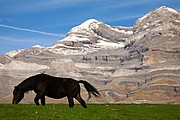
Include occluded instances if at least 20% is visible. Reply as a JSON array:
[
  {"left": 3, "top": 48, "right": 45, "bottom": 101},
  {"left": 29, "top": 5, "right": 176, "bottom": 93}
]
[{"left": 0, "top": 6, "right": 179, "bottom": 104}]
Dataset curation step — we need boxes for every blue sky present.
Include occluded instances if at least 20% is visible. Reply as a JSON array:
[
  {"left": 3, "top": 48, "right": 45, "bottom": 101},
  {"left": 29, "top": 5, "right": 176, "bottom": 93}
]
[{"left": 0, "top": 0, "right": 179, "bottom": 54}]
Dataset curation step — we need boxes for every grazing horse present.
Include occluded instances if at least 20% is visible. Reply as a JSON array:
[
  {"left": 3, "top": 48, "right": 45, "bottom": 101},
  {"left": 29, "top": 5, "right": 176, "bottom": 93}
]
[{"left": 12, "top": 73, "right": 100, "bottom": 108}]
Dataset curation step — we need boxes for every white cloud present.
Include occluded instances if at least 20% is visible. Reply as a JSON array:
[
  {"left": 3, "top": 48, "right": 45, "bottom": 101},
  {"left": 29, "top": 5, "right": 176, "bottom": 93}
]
[
  {"left": 0, "top": 24, "right": 65, "bottom": 37},
  {"left": 99, "top": 0, "right": 143, "bottom": 9},
  {"left": 0, "top": 36, "right": 36, "bottom": 44}
]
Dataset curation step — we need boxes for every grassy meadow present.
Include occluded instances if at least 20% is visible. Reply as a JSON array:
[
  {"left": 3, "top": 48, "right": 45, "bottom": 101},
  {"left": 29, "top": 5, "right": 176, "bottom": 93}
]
[{"left": 0, "top": 104, "right": 179, "bottom": 120}]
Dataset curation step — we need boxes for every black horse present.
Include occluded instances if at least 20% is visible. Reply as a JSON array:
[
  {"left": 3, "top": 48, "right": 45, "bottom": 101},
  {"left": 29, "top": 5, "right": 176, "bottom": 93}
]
[{"left": 12, "top": 73, "right": 100, "bottom": 108}]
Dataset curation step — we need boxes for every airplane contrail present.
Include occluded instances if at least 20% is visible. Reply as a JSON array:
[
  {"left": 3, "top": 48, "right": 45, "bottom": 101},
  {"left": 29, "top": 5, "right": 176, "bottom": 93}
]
[{"left": 0, "top": 24, "right": 65, "bottom": 37}]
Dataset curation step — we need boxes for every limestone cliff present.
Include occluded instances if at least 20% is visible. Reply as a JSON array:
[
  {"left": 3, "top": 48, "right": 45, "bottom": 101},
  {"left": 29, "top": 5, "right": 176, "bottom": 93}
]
[{"left": 0, "top": 6, "right": 179, "bottom": 104}]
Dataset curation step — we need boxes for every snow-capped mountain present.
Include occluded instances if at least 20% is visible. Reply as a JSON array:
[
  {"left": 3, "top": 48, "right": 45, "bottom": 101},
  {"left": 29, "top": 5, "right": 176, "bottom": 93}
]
[
  {"left": 6, "top": 19, "right": 133, "bottom": 56},
  {"left": 49, "top": 19, "right": 133, "bottom": 55},
  {"left": 0, "top": 6, "right": 180, "bottom": 104}
]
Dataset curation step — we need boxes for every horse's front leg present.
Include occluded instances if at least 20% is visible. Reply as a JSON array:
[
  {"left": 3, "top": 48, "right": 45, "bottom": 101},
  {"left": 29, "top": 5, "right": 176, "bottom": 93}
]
[
  {"left": 34, "top": 93, "right": 44, "bottom": 106},
  {"left": 41, "top": 96, "right": 46, "bottom": 106},
  {"left": 34, "top": 94, "right": 40, "bottom": 105}
]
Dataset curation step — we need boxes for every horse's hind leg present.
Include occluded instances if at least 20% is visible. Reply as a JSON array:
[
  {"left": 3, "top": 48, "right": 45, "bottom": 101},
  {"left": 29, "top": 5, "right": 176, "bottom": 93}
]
[
  {"left": 67, "top": 96, "right": 74, "bottom": 108},
  {"left": 75, "top": 93, "right": 87, "bottom": 108}
]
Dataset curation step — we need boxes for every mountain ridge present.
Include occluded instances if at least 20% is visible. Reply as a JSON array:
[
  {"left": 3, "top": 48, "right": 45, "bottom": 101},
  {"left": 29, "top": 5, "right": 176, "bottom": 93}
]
[{"left": 0, "top": 6, "right": 179, "bottom": 104}]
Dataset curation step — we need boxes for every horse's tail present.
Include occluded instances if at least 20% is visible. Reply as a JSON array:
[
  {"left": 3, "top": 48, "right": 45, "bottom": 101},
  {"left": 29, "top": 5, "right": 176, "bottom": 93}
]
[{"left": 78, "top": 80, "right": 100, "bottom": 101}]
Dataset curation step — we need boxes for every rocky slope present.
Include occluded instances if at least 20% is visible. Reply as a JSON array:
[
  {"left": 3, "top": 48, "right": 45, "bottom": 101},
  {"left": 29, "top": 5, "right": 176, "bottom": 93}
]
[{"left": 0, "top": 6, "right": 179, "bottom": 104}]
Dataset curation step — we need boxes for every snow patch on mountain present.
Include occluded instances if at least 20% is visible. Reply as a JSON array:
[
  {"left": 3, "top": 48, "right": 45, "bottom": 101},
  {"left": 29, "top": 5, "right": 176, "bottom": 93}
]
[
  {"left": 32, "top": 45, "right": 44, "bottom": 48},
  {"left": 1, "top": 61, "right": 50, "bottom": 70},
  {"left": 76, "top": 19, "right": 100, "bottom": 30},
  {"left": 5, "top": 49, "right": 23, "bottom": 57},
  {"left": 111, "top": 27, "right": 133, "bottom": 34},
  {"left": 175, "top": 20, "right": 180, "bottom": 23},
  {"left": 96, "top": 40, "right": 125, "bottom": 48},
  {"left": 0, "top": 63, "right": 3, "bottom": 67},
  {"left": 162, "top": 6, "right": 178, "bottom": 13},
  {"left": 61, "top": 35, "right": 90, "bottom": 42}
]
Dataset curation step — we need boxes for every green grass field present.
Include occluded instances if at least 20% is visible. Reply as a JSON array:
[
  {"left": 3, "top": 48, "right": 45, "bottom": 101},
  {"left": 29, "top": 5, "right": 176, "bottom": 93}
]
[{"left": 0, "top": 104, "right": 179, "bottom": 120}]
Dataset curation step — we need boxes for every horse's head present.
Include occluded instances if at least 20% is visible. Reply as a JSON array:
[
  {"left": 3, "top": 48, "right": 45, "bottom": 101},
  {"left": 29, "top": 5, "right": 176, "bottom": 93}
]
[{"left": 12, "top": 86, "right": 24, "bottom": 104}]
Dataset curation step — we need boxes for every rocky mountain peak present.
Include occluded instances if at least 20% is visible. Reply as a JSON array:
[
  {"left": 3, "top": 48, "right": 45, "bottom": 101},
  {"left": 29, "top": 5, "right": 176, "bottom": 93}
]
[
  {"left": 155, "top": 6, "right": 178, "bottom": 14},
  {"left": 59, "top": 19, "right": 102, "bottom": 43},
  {"left": 134, "top": 6, "right": 180, "bottom": 40},
  {"left": 136, "top": 6, "right": 179, "bottom": 23},
  {"left": 70, "top": 19, "right": 101, "bottom": 33}
]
